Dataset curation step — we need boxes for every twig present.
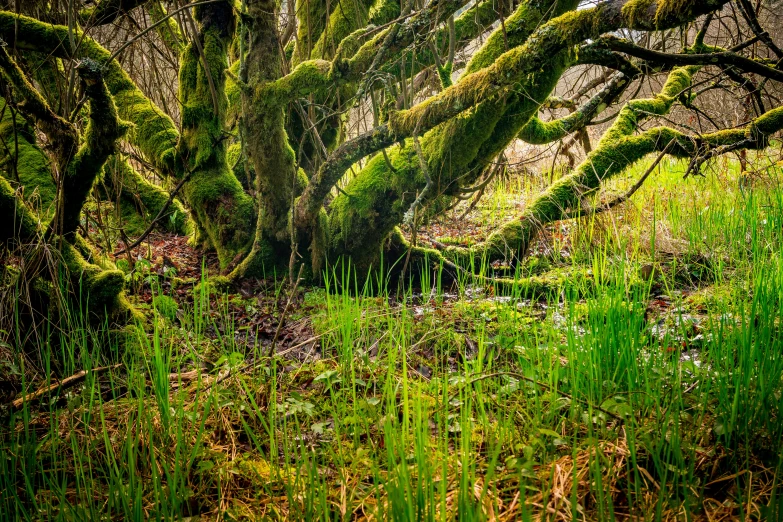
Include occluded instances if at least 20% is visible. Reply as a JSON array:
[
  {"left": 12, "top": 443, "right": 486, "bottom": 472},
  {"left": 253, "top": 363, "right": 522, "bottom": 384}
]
[
  {"left": 107, "top": 0, "right": 228, "bottom": 62},
  {"left": 455, "top": 371, "right": 626, "bottom": 423},
  {"left": 269, "top": 264, "right": 305, "bottom": 357},
  {"left": 8, "top": 364, "right": 121, "bottom": 411},
  {"left": 114, "top": 171, "right": 191, "bottom": 255}
]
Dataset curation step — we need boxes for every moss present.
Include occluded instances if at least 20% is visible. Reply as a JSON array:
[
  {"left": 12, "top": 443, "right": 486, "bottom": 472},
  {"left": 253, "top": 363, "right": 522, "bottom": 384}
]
[
  {"left": 436, "top": 63, "right": 453, "bottom": 89},
  {"left": 102, "top": 156, "right": 190, "bottom": 236},
  {"left": 183, "top": 165, "right": 255, "bottom": 266},
  {"left": 147, "top": 1, "right": 184, "bottom": 53},
  {"left": 292, "top": 0, "right": 328, "bottom": 64},
  {"left": 748, "top": 106, "right": 783, "bottom": 141},
  {"left": 310, "top": 0, "right": 375, "bottom": 60},
  {"left": 464, "top": 0, "right": 580, "bottom": 76},
  {"left": 226, "top": 141, "right": 255, "bottom": 190},
  {"left": 259, "top": 60, "right": 332, "bottom": 103},
  {"left": 327, "top": 144, "right": 422, "bottom": 272},
  {"left": 241, "top": 0, "right": 308, "bottom": 247},
  {"left": 0, "top": 100, "right": 57, "bottom": 217},
  {"left": 225, "top": 60, "right": 242, "bottom": 125},
  {"left": 228, "top": 234, "right": 286, "bottom": 280},
  {"left": 368, "top": 0, "right": 400, "bottom": 25},
  {"left": 0, "top": 176, "right": 39, "bottom": 243},
  {"left": 194, "top": 274, "right": 232, "bottom": 295}
]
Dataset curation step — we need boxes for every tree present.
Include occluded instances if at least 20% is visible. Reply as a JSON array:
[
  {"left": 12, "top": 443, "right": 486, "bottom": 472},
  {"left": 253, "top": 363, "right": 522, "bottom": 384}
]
[{"left": 1, "top": 0, "right": 782, "bottom": 324}]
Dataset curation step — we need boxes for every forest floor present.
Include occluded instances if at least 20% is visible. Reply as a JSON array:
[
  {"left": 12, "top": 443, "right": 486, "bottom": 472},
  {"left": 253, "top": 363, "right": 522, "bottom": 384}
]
[{"left": 2, "top": 155, "right": 783, "bottom": 520}]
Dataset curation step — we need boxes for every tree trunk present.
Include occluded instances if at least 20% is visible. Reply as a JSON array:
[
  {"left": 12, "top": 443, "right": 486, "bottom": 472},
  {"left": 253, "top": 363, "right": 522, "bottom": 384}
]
[{"left": 176, "top": 2, "right": 256, "bottom": 268}]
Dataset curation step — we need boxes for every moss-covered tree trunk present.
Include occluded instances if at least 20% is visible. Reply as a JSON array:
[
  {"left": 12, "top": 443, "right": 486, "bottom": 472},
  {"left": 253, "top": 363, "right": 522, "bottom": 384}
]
[
  {"left": 228, "top": 0, "right": 305, "bottom": 278},
  {"left": 176, "top": 2, "right": 257, "bottom": 268}
]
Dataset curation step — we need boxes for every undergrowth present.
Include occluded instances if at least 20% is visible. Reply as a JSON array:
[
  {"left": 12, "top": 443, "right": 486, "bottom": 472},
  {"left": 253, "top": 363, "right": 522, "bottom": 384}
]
[{"left": 1, "top": 155, "right": 783, "bottom": 520}]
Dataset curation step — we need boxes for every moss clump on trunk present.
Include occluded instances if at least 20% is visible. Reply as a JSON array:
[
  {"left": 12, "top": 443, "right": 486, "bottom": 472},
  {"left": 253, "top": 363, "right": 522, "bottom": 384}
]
[
  {"left": 102, "top": 156, "right": 190, "bottom": 236},
  {"left": 0, "top": 100, "right": 57, "bottom": 217}
]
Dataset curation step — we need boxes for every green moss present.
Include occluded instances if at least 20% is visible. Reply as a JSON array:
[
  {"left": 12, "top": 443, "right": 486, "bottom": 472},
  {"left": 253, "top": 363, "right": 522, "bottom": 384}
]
[
  {"left": 194, "top": 274, "right": 232, "bottom": 295},
  {"left": 292, "top": 0, "right": 328, "bottom": 64},
  {"left": 311, "top": 0, "right": 374, "bottom": 60},
  {"left": 436, "top": 63, "right": 453, "bottom": 89},
  {"left": 0, "top": 176, "right": 39, "bottom": 243},
  {"left": 225, "top": 60, "right": 242, "bottom": 125},
  {"left": 464, "top": 0, "right": 580, "bottom": 75},
  {"left": 260, "top": 60, "right": 332, "bottom": 103},
  {"left": 0, "top": 69, "right": 135, "bottom": 325},
  {"left": 227, "top": 234, "right": 286, "bottom": 280},
  {"left": 0, "top": 100, "right": 57, "bottom": 217},
  {"left": 328, "top": 144, "right": 422, "bottom": 272},
  {"left": 368, "top": 0, "right": 400, "bottom": 25},
  {"left": 147, "top": 1, "right": 184, "bottom": 53},
  {"left": 102, "top": 156, "right": 190, "bottom": 236}
]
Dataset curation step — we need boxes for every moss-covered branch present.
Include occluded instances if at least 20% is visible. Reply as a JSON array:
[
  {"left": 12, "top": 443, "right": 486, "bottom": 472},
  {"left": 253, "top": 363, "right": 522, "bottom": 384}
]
[
  {"left": 517, "top": 72, "right": 631, "bottom": 145},
  {"left": 0, "top": 46, "right": 78, "bottom": 169},
  {"left": 49, "top": 60, "right": 128, "bottom": 239},
  {"left": 0, "top": 11, "right": 180, "bottom": 176},
  {"left": 321, "top": 0, "right": 579, "bottom": 271},
  {"left": 310, "top": 0, "right": 375, "bottom": 59},
  {"left": 101, "top": 156, "right": 189, "bottom": 236},
  {"left": 316, "top": 0, "right": 730, "bottom": 275},
  {"left": 147, "top": 1, "right": 185, "bottom": 54}
]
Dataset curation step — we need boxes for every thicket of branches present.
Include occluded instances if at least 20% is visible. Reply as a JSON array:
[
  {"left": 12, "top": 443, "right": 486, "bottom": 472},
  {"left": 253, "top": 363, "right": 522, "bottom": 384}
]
[{"left": 1, "top": 0, "right": 783, "bottom": 329}]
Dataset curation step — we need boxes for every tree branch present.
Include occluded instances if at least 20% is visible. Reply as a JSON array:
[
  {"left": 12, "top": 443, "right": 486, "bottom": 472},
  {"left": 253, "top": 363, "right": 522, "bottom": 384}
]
[{"left": 594, "top": 35, "right": 783, "bottom": 83}]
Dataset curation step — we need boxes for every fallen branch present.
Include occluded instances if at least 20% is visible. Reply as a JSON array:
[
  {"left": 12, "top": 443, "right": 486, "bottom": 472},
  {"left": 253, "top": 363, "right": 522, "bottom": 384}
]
[{"left": 8, "top": 364, "right": 122, "bottom": 411}]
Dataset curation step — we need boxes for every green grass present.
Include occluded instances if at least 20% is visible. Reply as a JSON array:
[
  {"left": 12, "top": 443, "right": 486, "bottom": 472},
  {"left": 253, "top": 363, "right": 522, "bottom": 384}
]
[{"left": 2, "top": 155, "right": 783, "bottom": 520}]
